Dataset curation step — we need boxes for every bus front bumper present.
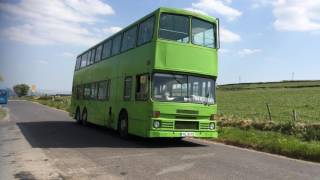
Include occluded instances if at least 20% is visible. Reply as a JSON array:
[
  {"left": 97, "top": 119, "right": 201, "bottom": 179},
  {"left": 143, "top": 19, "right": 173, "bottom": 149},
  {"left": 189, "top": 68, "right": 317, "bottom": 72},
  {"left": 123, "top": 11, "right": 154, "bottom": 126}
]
[{"left": 147, "top": 130, "right": 218, "bottom": 138}]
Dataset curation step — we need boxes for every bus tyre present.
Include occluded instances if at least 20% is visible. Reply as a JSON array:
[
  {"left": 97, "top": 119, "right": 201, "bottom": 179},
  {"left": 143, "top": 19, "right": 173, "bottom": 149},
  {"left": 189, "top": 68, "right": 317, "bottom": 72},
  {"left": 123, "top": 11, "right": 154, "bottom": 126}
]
[
  {"left": 75, "top": 109, "right": 82, "bottom": 124},
  {"left": 118, "top": 112, "right": 129, "bottom": 138},
  {"left": 82, "top": 109, "right": 88, "bottom": 126}
]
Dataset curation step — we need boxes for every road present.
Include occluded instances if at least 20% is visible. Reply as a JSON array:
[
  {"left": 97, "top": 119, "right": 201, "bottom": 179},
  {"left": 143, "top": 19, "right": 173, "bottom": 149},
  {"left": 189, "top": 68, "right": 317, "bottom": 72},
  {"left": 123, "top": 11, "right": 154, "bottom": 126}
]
[{"left": 0, "top": 101, "right": 319, "bottom": 180}]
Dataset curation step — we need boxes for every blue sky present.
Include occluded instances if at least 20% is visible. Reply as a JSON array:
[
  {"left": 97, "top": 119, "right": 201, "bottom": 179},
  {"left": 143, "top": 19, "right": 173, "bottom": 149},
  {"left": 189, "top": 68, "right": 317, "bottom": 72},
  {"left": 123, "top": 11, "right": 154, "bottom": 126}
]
[{"left": 0, "top": 0, "right": 320, "bottom": 92}]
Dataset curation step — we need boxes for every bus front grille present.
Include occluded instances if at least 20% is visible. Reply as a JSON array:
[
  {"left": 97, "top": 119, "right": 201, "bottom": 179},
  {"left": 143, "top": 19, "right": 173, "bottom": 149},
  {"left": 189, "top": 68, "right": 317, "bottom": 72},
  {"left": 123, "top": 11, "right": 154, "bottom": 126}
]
[
  {"left": 175, "top": 121, "right": 199, "bottom": 130},
  {"left": 161, "top": 121, "right": 174, "bottom": 129},
  {"left": 199, "top": 122, "right": 210, "bottom": 130},
  {"left": 176, "top": 109, "right": 199, "bottom": 115}
]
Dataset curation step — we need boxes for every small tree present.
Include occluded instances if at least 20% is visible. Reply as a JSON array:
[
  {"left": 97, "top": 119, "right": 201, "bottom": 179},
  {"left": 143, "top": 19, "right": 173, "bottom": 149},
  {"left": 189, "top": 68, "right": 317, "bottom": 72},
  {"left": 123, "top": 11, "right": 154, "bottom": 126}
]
[
  {"left": 13, "top": 84, "right": 30, "bottom": 97},
  {"left": 0, "top": 75, "right": 3, "bottom": 82}
]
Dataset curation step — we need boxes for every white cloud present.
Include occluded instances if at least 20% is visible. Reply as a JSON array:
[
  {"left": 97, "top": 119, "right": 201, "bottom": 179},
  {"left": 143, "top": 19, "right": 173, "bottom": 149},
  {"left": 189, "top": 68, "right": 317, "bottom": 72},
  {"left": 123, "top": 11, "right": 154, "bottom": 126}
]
[
  {"left": 61, "top": 52, "right": 75, "bottom": 58},
  {"left": 273, "top": 0, "right": 320, "bottom": 32},
  {"left": 220, "top": 28, "right": 241, "bottom": 43},
  {"left": 238, "top": 48, "right": 262, "bottom": 56},
  {"left": 0, "top": 0, "right": 116, "bottom": 46},
  {"left": 184, "top": 8, "right": 208, "bottom": 16},
  {"left": 251, "top": 0, "right": 272, "bottom": 9},
  {"left": 250, "top": 0, "right": 320, "bottom": 32},
  {"left": 37, "top": 60, "right": 49, "bottom": 65},
  {"left": 219, "top": 48, "right": 231, "bottom": 54},
  {"left": 189, "top": 0, "right": 242, "bottom": 21},
  {"left": 103, "top": 26, "right": 122, "bottom": 35}
]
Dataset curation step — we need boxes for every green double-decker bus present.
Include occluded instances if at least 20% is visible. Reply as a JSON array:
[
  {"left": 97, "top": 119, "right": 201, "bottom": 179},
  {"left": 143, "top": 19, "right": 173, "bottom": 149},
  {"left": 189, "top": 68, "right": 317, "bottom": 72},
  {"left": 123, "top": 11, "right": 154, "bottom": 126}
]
[{"left": 71, "top": 7, "right": 220, "bottom": 138}]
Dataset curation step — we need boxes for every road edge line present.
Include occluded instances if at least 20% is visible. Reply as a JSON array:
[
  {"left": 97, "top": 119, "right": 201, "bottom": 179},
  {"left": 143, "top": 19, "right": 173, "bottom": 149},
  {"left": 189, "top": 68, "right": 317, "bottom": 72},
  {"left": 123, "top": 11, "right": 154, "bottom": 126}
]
[{"left": 188, "top": 138, "right": 320, "bottom": 166}]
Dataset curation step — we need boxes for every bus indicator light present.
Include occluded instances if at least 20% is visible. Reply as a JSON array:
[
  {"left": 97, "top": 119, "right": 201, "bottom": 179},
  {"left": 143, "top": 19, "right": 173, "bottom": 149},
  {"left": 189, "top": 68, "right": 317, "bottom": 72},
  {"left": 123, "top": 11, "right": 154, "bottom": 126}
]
[{"left": 153, "top": 111, "right": 160, "bottom": 118}]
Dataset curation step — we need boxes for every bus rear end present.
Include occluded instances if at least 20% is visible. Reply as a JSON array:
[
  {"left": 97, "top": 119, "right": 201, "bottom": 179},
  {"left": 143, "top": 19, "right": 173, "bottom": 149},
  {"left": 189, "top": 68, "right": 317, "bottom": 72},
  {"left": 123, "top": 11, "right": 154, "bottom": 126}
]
[{"left": 0, "top": 89, "right": 8, "bottom": 104}]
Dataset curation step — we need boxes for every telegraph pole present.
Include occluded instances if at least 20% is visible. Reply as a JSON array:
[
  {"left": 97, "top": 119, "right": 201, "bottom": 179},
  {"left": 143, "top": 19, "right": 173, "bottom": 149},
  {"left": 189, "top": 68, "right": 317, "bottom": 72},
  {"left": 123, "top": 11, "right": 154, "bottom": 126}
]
[{"left": 291, "top": 72, "right": 295, "bottom": 81}]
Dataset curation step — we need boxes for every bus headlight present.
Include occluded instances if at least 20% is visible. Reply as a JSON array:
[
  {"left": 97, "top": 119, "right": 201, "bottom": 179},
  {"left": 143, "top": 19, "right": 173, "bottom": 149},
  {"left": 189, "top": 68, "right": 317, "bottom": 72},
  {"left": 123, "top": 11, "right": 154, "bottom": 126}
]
[
  {"left": 153, "top": 120, "right": 161, "bottom": 128},
  {"left": 209, "top": 122, "right": 215, "bottom": 130}
]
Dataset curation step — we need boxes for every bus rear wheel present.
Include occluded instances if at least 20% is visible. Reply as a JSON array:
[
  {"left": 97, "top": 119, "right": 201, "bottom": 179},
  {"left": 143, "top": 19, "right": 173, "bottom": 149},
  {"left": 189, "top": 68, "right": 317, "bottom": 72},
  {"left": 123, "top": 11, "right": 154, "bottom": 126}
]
[
  {"left": 75, "top": 109, "right": 81, "bottom": 124},
  {"left": 118, "top": 112, "right": 128, "bottom": 138},
  {"left": 82, "top": 109, "right": 88, "bottom": 126}
]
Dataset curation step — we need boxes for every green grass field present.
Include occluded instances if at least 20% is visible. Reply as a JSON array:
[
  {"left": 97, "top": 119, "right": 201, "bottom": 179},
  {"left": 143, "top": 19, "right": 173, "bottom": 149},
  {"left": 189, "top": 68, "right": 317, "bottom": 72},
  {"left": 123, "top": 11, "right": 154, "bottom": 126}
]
[
  {"left": 217, "top": 81, "right": 320, "bottom": 123},
  {"left": 216, "top": 127, "right": 320, "bottom": 162}
]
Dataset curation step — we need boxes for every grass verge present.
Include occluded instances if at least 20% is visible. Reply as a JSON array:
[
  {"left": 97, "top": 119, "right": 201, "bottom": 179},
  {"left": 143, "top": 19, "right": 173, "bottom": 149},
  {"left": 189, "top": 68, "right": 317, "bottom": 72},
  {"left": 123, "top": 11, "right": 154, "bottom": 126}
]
[
  {"left": 24, "top": 96, "right": 71, "bottom": 112},
  {"left": 0, "top": 106, "right": 6, "bottom": 120},
  {"left": 214, "top": 127, "right": 320, "bottom": 162}
]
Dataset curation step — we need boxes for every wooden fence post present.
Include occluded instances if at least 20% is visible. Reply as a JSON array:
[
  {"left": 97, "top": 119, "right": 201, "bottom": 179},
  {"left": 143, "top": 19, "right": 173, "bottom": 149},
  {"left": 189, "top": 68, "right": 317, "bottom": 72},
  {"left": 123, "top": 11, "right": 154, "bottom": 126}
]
[
  {"left": 266, "top": 103, "right": 272, "bottom": 121},
  {"left": 292, "top": 109, "right": 297, "bottom": 122}
]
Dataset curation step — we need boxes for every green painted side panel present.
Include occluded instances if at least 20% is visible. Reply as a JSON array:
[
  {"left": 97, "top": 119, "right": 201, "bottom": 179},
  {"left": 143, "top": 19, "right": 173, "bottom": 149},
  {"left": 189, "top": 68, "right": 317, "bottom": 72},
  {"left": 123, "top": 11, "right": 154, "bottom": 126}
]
[{"left": 71, "top": 42, "right": 155, "bottom": 134}]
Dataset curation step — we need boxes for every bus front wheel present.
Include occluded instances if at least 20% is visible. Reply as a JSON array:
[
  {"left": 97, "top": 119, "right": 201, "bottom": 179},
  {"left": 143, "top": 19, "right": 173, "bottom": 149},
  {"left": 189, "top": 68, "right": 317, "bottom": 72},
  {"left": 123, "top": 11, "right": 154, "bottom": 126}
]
[{"left": 118, "top": 112, "right": 128, "bottom": 138}]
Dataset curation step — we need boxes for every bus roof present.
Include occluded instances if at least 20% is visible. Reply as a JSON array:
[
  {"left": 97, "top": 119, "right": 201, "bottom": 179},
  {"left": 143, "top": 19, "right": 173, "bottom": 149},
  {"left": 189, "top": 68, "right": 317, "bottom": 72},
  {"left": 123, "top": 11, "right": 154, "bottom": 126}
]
[
  {"left": 77, "top": 7, "right": 217, "bottom": 57},
  {"left": 159, "top": 7, "right": 217, "bottom": 23}
]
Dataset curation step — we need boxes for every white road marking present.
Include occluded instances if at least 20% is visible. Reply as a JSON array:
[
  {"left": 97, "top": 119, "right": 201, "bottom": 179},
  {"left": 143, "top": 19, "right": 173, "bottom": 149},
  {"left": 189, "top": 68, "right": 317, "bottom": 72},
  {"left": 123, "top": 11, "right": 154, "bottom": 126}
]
[{"left": 156, "top": 163, "right": 194, "bottom": 176}]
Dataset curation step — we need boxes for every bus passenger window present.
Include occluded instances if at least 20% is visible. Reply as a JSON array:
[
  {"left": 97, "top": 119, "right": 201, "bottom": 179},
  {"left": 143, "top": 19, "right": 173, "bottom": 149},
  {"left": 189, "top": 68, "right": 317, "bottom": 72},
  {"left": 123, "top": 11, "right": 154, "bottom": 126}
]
[
  {"left": 136, "top": 74, "right": 149, "bottom": 100},
  {"left": 90, "top": 49, "right": 96, "bottom": 65},
  {"left": 75, "top": 56, "right": 80, "bottom": 70},
  {"left": 80, "top": 54, "right": 86, "bottom": 68},
  {"left": 159, "top": 13, "right": 189, "bottom": 43},
  {"left": 98, "top": 81, "right": 107, "bottom": 100},
  {"left": 86, "top": 51, "right": 91, "bottom": 66},
  {"left": 124, "top": 77, "right": 132, "bottom": 100},
  {"left": 138, "top": 16, "right": 155, "bottom": 45},
  {"left": 102, "top": 40, "right": 112, "bottom": 59},
  {"left": 112, "top": 34, "right": 122, "bottom": 56},
  {"left": 122, "top": 26, "right": 137, "bottom": 52},
  {"left": 91, "top": 83, "right": 98, "bottom": 100},
  {"left": 84, "top": 84, "right": 91, "bottom": 99},
  {"left": 192, "top": 18, "right": 215, "bottom": 48},
  {"left": 95, "top": 45, "right": 102, "bottom": 62},
  {"left": 77, "top": 85, "right": 83, "bottom": 100}
]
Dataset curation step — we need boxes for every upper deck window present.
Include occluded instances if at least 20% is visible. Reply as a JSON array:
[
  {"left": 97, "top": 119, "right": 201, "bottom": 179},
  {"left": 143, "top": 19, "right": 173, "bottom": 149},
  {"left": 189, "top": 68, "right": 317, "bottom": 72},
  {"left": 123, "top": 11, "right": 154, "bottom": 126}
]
[
  {"left": 95, "top": 45, "right": 102, "bottom": 62},
  {"left": 86, "top": 51, "right": 91, "bottom": 66},
  {"left": 75, "top": 56, "right": 81, "bottom": 70},
  {"left": 138, "top": 16, "right": 154, "bottom": 45},
  {"left": 80, "top": 54, "right": 86, "bottom": 68},
  {"left": 121, "top": 26, "right": 137, "bottom": 52},
  {"left": 102, "top": 40, "right": 112, "bottom": 59},
  {"left": 112, "top": 34, "right": 122, "bottom": 56},
  {"left": 90, "top": 49, "right": 95, "bottom": 65},
  {"left": 159, "top": 13, "right": 189, "bottom": 43},
  {"left": 192, "top": 18, "right": 216, "bottom": 48}
]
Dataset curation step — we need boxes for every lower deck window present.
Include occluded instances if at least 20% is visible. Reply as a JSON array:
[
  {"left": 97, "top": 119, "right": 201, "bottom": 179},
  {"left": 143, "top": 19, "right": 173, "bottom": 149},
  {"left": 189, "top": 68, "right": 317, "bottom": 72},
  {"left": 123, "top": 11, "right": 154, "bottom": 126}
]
[
  {"left": 136, "top": 74, "right": 149, "bottom": 100},
  {"left": 97, "top": 81, "right": 108, "bottom": 100},
  {"left": 124, "top": 77, "right": 132, "bottom": 100}
]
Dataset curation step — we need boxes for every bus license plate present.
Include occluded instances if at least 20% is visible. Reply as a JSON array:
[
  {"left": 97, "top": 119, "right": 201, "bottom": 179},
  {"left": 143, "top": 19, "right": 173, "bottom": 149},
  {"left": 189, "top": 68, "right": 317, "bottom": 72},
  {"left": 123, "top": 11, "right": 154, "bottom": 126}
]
[{"left": 181, "top": 132, "right": 194, "bottom": 137}]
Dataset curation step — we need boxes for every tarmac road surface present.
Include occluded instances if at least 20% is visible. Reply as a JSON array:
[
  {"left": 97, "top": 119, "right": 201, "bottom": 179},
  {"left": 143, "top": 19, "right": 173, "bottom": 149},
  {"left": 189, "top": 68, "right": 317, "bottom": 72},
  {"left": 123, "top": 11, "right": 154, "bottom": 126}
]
[{"left": 0, "top": 100, "right": 319, "bottom": 180}]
